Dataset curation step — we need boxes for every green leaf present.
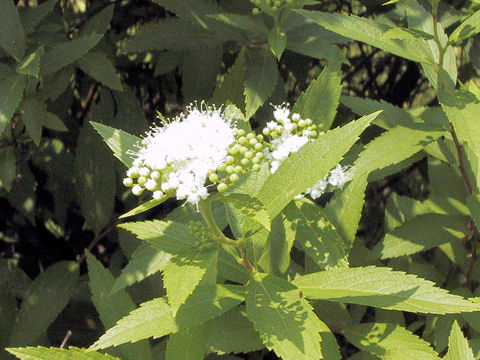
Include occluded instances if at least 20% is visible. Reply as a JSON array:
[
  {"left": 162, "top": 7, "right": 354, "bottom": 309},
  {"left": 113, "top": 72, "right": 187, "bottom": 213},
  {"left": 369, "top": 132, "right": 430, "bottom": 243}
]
[
  {"left": 90, "top": 121, "right": 140, "bottom": 168},
  {"left": 9, "top": 261, "right": 79, "bottom": 346},
  {"left": 268, "top": 27, "right": 287, "bottom": 60},
  {"left": 86, "top": 252, "right": 152, "bottom": 360},
  {"left": 467, "top": 193, "right": 480, "bottom": 231},
  {"left": 81, "top": 4, "right": 114, "bottom": 35},
  {"left": 344, "top": 323, "right": 440, "bottom": 360},
  {"left": 292, "top": 266, "right": 480, "bottom": 314},
  {"left": 118, "top": 220, "right": 202, "bottom": 255},
  {"left": 90, "top": 284, "right": 244, "bottom": 350},
  {"left": 20, "top": 0, "right": 57, "bottom": 34},
  {"left": 211, "top": 48, "right": 245, "bottom": 111},
  {"left": 244, "top": 48, "right": 278, "bottom": 119},
  {"left": 382, "top": 26, "right": 434, "bottom": 40},
  {"left": 111, "top": 243, "right": 171, "bottom": 294},
  {"left": 120, "top": 198, "right": 168, "bottom": 219},
  {"left": 16, "top": 47, "right": 44, "bottom": 78},
  {"left": 208, "top": 13, "right": 268, "bottom": 35},
  {"left": 350, "top": 125, "right": 443, "bottom": 178},
  {"left": 40, "top": 35, "right": 103, "bottom": 76},
  {"left": 245, "top": 273, "right": 323, "bottom": 360},
  {"left": 206, "top": 307, "right": 264, "bottom": 355},
  {"left": 164, "top": 245, "right": 218, "bottom": 315},
  {"left": 7, "top": 346, "right": 122, "bottom": 360},
  {"left": 38, "top": 110, "right": 67, "bottom": 132},
  {"left": 19, "top": 98, "right": 44, "bottom": 145},
  {"left": 445, "top": 321, "right": 475, "bottom": 360},
  {"left": 258, "top": 111, "right": 378, "bottom": 219},
  {"left": 0, "top": 146, "right": 17, "bottom": 191},
  {"left": 0, "top": 0, "right": 25, "bottom": 60},
  {"left": 77, "top": 52, "right": 123, "bottom": 91},
  {"left": 285, "top": 198, "right": 349, "bottom": 270},
  {"left": 74, "top": 124, "right": 116, "bottom": 234},
  {"left": 372, "top": 214, "right": 470, "bottom": 259},
  {"left": 293, "top": 59, "right": 342, "bottom": 131},
  {"left": 449, "top": 9, "right": 480, "bottom": 44},
  {"left": 166, "top": 322, "right": 211, "bottom": 360},
  {"left": 0, "top": 74, "right": 27, "bottom": 135},
  {"left": 295, "top": 10, "right": 431, "bottom": 64}
]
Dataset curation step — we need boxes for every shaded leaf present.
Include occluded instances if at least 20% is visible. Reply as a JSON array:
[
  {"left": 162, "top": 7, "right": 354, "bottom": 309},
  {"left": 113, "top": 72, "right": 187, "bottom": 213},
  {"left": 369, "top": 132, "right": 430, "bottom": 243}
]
[
  {"left": 20, "top": 0, "right": 57, "bottom": 34},
  {"left": 77, "top": 52, "right": 123, "bottom": 91},
  {"left": 268, "top": 27, "right": 287, "bottom": 60},
  {"left": 19, "top": 98, "right": 43, "bottom": 145},
  {"left": 166, "top": 322, "right": 211, "bottom": 360},
  {"left": 81, "top": 4, "right": 114, "bottom": 35},
  {"left": 0, "top": 0, "right": 25, "bottom": 60},
  {"left": 0, "top": 74, "right": 27, "bottom": 135},
  {"left": 0, "top": 146, "right": 17, "bottom": 191},
  {"left": 7, "top": 346, "right": 122, "bottom": 360}
]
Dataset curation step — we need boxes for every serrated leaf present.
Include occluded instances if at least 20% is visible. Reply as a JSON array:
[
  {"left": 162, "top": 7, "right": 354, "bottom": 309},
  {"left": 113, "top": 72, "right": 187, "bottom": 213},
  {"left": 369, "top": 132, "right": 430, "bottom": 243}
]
[
  {"left": 16, "top": 47, "right": 44, "bottom": 78},
  {"left": 245, "top": 273, "right": 323, "bottom": 360},
  {"left": 111, "top": 243, "right": 171, "bottom": 294},
  {"left": 445, "top": 321, "right": 474, "bottom": 360},
  {"left": 90, "top": 121, "right": 140, "bottom": 168},
  {"left": 286, "top": 198, "right": 349, "bottom": 269},
  {"left": 257, "top": 111, "right": 378, "bottom": 219},
  {"left": 382, "top": 27, "right": 434, "bottom": 40},
  {"left": 9, "top": 261, "right": 79, "bottom": 346},
  {"left": 211, "top": 48, "right": 245, "bottom": 110},
  {"left": 86, "top": 252, "right": 152, "bottom": 360},
  {"left": 0, "top": 1, "right": 25, "bottom": 60},
  {"left": 77, "top": 52, "right": 123, "bottom": 91},
  {"left": 292, "top": 266, "right": 480, "bottom": 314},
  {"left": 19, "top": 98, "right": 43, "bottom": 145},
  {"left": 166, "top": 322, "right": 211, "bottom": 360},
  {"left": 0, "top": 74, "right": 27, "bottom": 135},
  {"left": 81, "top": 4, "right": 114, "bottom": 35},
  {"left": 350, "top": 125, "right": 443, "bottom": 178},
  {"left": 118, "top": 220, "right": 202, "bottom": 255},
  {"left": 244, "top": 48, "right": 278, "bottom": 119},
  {"left": 20, "top": 0, "right": 57, "bottom": 34},
  {"left": 295, "top": 10, "right": 431, "bottom": 64},
  {"left": 268, "top": 27, "right": 287, "bottom": 60},
  {"left": 74, "top": 124, "right": 115, "bottom": 234},
  {"left": 164, "top": 245, "right": 218, "bottom": 315},
  {"left": 0, "top": 146, "right": 17, "bottom": 191},
  {"left": 344, "top": 323, "right": 440, "bottom": 359},
  {"left": 208, "top": 13, "right": 268, "bottom": 35},
  {"left": 40, "top": 35, "right": 103, "bottom": 76},
  {"left": 7, "top": 346, "right": 122, "bottom": 360},
  {"left": 372, "top": 214, "right": 469, "bottom": 259},
  {"left": 123, "top": 19, "right": 218, "bottom": 53},
  {"left": 206, "top": 307, "right": 264, "bottom": 355},
  {"left": 293, "top": 60, "right": 342, "bottom": 130},
  {"left": 120, "top": 198, "right": 168, "bottom": 219},
  {"left": 449, "top": 9, "right": 480, "bottom": 44},
  {"left": 90, "top": 284, "right": 244, "bottom": 350}
]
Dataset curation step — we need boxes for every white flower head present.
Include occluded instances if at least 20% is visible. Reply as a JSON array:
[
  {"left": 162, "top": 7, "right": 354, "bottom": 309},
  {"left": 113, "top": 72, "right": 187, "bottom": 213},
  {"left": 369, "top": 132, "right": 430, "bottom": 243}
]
[
  {"left": 328, "top": 164, "right": 351, "bottom": 188},
  {"left": 272, "top": 103, "right": 290, "bottom": 123}
]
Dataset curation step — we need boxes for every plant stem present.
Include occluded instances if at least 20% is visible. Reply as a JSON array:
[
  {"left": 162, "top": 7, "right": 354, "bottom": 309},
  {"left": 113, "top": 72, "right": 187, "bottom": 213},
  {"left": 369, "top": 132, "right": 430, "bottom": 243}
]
[{"left": 198, "top": 199, "right": 242, "bottom": 247}]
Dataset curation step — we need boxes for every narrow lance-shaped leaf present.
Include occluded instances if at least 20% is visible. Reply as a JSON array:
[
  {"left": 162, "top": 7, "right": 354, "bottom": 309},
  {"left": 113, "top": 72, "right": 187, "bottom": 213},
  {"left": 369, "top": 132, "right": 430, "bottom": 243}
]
[
  {"left": 0, "top": 74, "right": 27, "bottom": 135},
  {"left": 445, "top": 321, "right": 475, "bottom": 360},
  {"left": 19, "top": 98, "right": 44, "bottom": 145},
  {"left": 7, "top": 346, "right": 122, "bottom": 360},
  {"left": 20, "top": 0, "right": 58, "bottom": 34},
  {"left": 292, "top": 266, "right": 480, "bottom": 314},
  {"left": 77, "top": 52, "right": 123, "bottom": 91},
  {"left": 449, "top": 9, "right": 480, "bottom": 45},
  {"left": 166, "top": 322, "right": 211, "bottom": 360},
  {"left": 257, "top": 111, "right": 379, "bottom": 219},
  {"left": 0, "top": 0, "right": 25, "bottom": 60}
]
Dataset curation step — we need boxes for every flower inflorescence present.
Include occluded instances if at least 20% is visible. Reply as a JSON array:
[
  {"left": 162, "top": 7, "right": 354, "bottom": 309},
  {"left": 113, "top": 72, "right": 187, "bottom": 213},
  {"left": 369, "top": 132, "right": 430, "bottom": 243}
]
[{"left": 122, "top": 102, "right": 351, "bottom": 205}]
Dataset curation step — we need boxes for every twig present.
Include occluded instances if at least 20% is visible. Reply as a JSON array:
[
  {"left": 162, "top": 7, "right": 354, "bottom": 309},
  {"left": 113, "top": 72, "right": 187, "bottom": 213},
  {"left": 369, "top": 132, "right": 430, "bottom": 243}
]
[
  {"left": 77, "top": 222, "right": 119, "bottom": 264},
  {"left": 59, "top": 330, "right": 72, "bottom": 349}
]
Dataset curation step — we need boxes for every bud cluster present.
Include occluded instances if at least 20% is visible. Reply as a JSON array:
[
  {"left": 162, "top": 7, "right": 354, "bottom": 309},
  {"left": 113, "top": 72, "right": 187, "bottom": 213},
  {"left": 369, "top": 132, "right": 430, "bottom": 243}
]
[{"left": 251, "top": 0, "right": 294, "bottom": 14}]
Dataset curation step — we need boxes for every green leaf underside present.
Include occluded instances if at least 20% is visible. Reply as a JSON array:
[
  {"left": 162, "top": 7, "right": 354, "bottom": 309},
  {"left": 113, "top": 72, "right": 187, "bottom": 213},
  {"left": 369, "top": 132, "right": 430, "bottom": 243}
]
[
  {"left": 295, "top": 10, "right": 431, "bottom": 64},
  {"left": 372, "top": 214, "right": 469, "bottom": 259},
  {"left": 86, "top": 252, "right": 152, "bottom": 360},
  {"left": 164, "top": 246, "right": 217, "bottom": 315},
  {"left": 7, "top": 346, "right": 122, "bottom": 360},
  {"left": 258, "top": 111, "right": 379, "bottom": 220},
  {"left": 118, "top": 220, "right": 201, "bottom": 255},
  {"left": 445, "top": 321, "right": 475, "bottom": 360},
  {"left": 245, "top": 273, "right": 323, "bottom": 360},
  {"left": 111, "top": 243, "right": 171, "bottom": 294},
  {"left": 0, "top": 0, "right": 25, "bottom": 60},
  {"left": 0, "top": 74, "right": 27, "bottom": 134},
  {"left": 292, "top": 266, "right": 480, "bottom": 314},
  {"left": 344, "top": 323, "right": 440, "bottom": 359},
  {"left": 90, "top": 284, "right": 244, "bottom": 350}
]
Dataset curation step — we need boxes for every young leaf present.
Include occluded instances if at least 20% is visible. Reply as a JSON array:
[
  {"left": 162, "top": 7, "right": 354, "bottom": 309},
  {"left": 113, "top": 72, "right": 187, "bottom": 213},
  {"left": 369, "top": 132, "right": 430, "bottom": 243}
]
[
  {"left": 9, "top": 261, "right": 79, "bottom": 346},
  {"left": 20, "top": 0, "right": 58, "bottom": 34},
  {"left": 90, "top": 122, "right": 140, "bottom": 168},
  {"left": 258, "top": 111, "right": 379, "bottom": 219},
  {"left": 0, "top": 0, "right": 25, "bottom": 60},
  {"left": 111, "top": 243, "right": 172, "bottom": 294},
  {"left": 19, "top": 98, "right": 44, "bottom": 145},
  {"left": 445, "top": 321, "right": 475, "bottom": 360},
  {"left": 372, "top": 214, "right": 470, "bottom": 259},
  {"left": 40, "top": 34, "right": 103, "bottom": 76},
  {"left": 77, "top": 52, "right": 123, "bottom": 91},
  {"left": 0, "top": 74, "right": 27, "bottom": 135},
  {"left": 449, "top": 9, "right": 480, "bottom": 45},
  {"left": 268, "top": 27, "right": 287, "bottom": 60},
  {"left": 81, "top": 4, "right": 114, "bottom": 35},
  {"left": 244, "top": 48, "right": 278, "bottom": 119},
  {"left": 295, "top": 10, "right": 431, "bottom": 64},
  {"left": 245, "top": 273, "right": 323, "bottom": 360},
  {"left": 166, "top": 322, "right": 211, "bottom": 360},
  {"left": 344, "top": 323, "right": 440, "bottom": 359},
  {"left": 7, "top": 346, "right": 122, "bottom": 360},
  {"left": 16, "top": 47, "right": 44, "bottom": 78},
  {"left": 293, "top": 59, "right": 342, "bottom": 130},
  {"left": 164, "top": 245, "right": 218, "bottom": 315},
  {"left": 90, "top": 285, "right": 244, "bottom": 350},
  {"left": 291, "top": 266, "right": 480, "bottom": 314}
]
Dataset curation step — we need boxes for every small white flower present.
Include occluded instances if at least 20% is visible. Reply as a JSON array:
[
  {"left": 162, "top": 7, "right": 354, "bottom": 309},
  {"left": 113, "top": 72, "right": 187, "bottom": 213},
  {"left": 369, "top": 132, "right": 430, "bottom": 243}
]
[
  {"left": 328, "top": 164, "right": 351, "bottom": 187},
  {"left": 269, "top": 134, "right": 309, "bottom": 173},
  {"left": 273, "top": 103, "right": 290, "bottom": 123}
]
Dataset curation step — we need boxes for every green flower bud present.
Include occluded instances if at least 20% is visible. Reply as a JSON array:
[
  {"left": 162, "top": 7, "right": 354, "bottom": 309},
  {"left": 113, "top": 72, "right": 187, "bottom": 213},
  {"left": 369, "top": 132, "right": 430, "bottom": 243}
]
[
  {"left": 234, "top": 165, "right": 242, "bottom": 174},
  {"left": 226, "top": 165, "right": 235, "bottom": 174},
  {"left": 229, "top": 173, "right": 239, "bottom": 183},
  {"left": 252, "top": 156, "right": 261, "bottom": 164},
  {"left": 274, "top": 0, "right": 282, "bottom": 7},
  {"left": 123, "top": 178, "right": 134, "bottom": 187},
  {"left": 245, "top": 151, "right": 254, "bottom": 159},
  {"left": 252, "top": 7, "right": 260, "bottom": 15},
  {"left": 236, "top": 129, "right": 246, "bottom": 137},
  {"left": 263, "top": 128, "right": 271, "bottom": 136},
  {"left": 137, "top": 176, "right": 147, "bottom": 185},
  {"left": 241, "top": 158, "right": 249, "bottom": 166},
  {"left": 218, "top": 164, "right": 226, "bottom": 172},
  {"left": 238, "top": 136, "right": 248, "bottom": 145},
  {"left": 253, "top": 164, "right": 261, "bottom": 171},
  {"left": 239, "top": 146, "right": 248, "bottom": 155},
  {"left": 225, "top": 155, "right": 235, "bottom": 164},
  {"left": 209, "top": 173, "right": 219, "bottom": 182},
  {"left": 257, "top": 134, "right": 264, "bottom": 141},
  {"left": 248, "top": 137, "right": 258, "bottom": 146},
  {"left": 229, "top": 144, "right": 240, "bottom": 155},
  {"left": 132, "top": 185, "right": 144, "bottom": 196},
  {"left": 217, "top": 183, "right": 228, "bottom": 192},
  {"left": 246, "top": 133, "right": 255, "bottom": 140},
  {"left": 139, "top": 167, "right": 150, "bottom": 177},
  {"left": 254, "top": 143, "right": 263, "bottom": 151},
  {"left": 150, "top": 170, "right": 161, "bottom": 179},
  {"left": 255, "top": 151, "right": 264, "bottom": 159}
]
